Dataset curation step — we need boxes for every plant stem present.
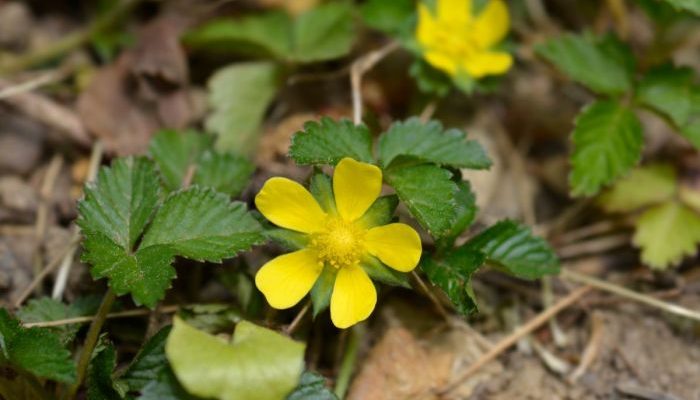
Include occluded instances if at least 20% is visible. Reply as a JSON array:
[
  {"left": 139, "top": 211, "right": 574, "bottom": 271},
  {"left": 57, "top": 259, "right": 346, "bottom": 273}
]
[
  {"left": 334, "top": 324, "right": 363, "bottom": 399},
  {"left": 64, "top": 288, "right": 117, "bottom": 399}
]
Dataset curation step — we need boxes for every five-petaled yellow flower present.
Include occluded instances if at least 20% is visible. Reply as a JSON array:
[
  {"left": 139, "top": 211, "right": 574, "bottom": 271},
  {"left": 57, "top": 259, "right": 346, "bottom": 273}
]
[
  {"left": 416, "top": 0, "right": 513, "bottom": 79},
  {"left": 255, "top": 158, "right": 422, "bottom": 328}
]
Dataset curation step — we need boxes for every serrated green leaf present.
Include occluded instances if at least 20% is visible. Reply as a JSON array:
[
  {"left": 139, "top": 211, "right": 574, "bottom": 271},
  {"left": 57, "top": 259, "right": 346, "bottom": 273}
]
[
  {"left": 421, "top": 247, "right": 486, "bottom": 315},
  {"left": 310, "top": 266, "right": 337, "bottom": 318},
  {"left": 384, "top": 162, "right": 457, "bottom": 237},
  {"left": 287, "top": 371, "right": 338, "bottom": 400},
  {"left": 140, "top": 187, "right": 263, "bottom": 262},
  {"left": 633, "top": 201, "right": 700, "bottom": 269},
  {"left": 292, "top": 2, "right": 355, "bottom": 62},
  {"left": 361, "top": 0, "right": 415, "bottom": 35},
  {"left": 87, "top": 340, "right": 122, "bottom": 400},
  {"left": 465, "top": 220, "right": 559, "bottom": 279},
  {"left": 358, "top": 195, "right": 399, "bottom": 228},
  {"left": 659, "top": 0, "right": 700, "bottom": 14},
  {"left": 360, "top": 255, "right": 410, "bottom": 288},
  {"left": 0, "top": 309, "right": 76, "bottom": 383},
  {"left": 121, "top": 326, "right": 171, "bottom": 392},
  {"left": 569, "top": 100, "right": 644, "bottom": 197},
  {"left": 138, "top": 367, "right": 200, "bottom": 400},
  {"left": 148, "top": 130, "right": 212, "bottom": 192},
  {"left": 536, "top": 32, "right": 634, "bottom": 95},
  {"left": 438, "top": 181, "right": 477, "bottom": 249},
  {"left": 289, "top": 118, "right": 374, "bottom": 165},
  {"left": 378, "top": 118, "right": 491, "bottom": 169},
  {"left": 166, "top": 318, "right": 305, "bottom": 400},
  {"left": 78, "top": 157, "right": 160, "bottom": 251},
  {"left": 207, "top": 62, "right": 279, "bottom": 155},
  {"left": 17, "top": 297, "right": 91, "bottom": 345},
  {"left": 599, "top": 164, "right": 677, "bottom": 212},
  {"left": 637, "top": 65, "right": 696, "bottom": 127},
  {"left": 194, "top": 151, "right": 255, "bottom": 197}
]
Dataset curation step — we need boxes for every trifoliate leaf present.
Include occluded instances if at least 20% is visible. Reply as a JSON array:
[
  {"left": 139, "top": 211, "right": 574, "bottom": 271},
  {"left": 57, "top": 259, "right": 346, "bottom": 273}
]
[
  {"left": 536, "top": 32, "right": 634, "bottom": 95},
  {"left": 87, "top": 340, "right": 122, "bottom": 400},
  {"left": 121, "top": 326, "right": 171, "bottom": 392},
  {"left": 633, "top": 201, "right": 700, "bottom": 269},
  {"left": 292, "top": 2, "right": 355, "bottom": 62},
  {"left": 166, "top": 318, "right": 305, "bottom": 400},
  {"left": 311, "top": 266, "right": 337, "bottom": 318},
  {"left": 465, "top": 220, "right": 560, "bottom": 279},
  {"left": 0, "top": 309, "right": 76, "bottom": 383},
  {"left": 658, "top": 0, "right": 700, "bottom": 14},
  {"left": 438, "top": 181, "right": 477, "bottom": 249},
  {"left": 78, "top": 157, "right": 160, "bottom": 251},
  {"left": 378, "top": 118, "right": 491, "bottom": 169},
  {"left": 384, "top": 161, "right": 457, "bottom": 237},
  {"left": 140, "top": 187, "right": 264, "bottom": 262},
  {"left": 421, "top": 246, "right": 486, "bottom": 315},
  {"left": 361, "top": 0, "right": 415, "bottom": 36},
  {"left": 599, "top": 164, "right": 677, "bottom": 212},
  {"left": 287, "top": 371, "right": 338, "bottom": 400},
  {"left": 206, "top": 62, "right": 280, "bottom": 155},
  {"left": 289, "top": 118, "right": 374, "bottom": 165},
  {"left": 194, "top": 151, "right": 255, "bottom": 197},
  {"left": 148, "top": 130, "right": 212, "bottom": 192},
  {"left": 637, "top": 65, "right": 696, "bottom": 128},
  {"left": 569, "top": 100, "right": 644, "bottom": 197}
]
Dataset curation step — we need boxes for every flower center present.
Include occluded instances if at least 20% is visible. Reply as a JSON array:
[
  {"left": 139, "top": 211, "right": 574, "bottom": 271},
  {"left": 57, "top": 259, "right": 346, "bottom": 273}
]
[{"left": 311, "top": 218, "right": 365, "bottom": 269}]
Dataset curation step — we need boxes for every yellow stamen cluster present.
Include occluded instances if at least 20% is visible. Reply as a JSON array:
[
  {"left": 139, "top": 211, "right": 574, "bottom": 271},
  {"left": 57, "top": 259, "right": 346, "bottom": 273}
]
[{"left": 311, "top": 218, "right": 365, "bottom": 268}]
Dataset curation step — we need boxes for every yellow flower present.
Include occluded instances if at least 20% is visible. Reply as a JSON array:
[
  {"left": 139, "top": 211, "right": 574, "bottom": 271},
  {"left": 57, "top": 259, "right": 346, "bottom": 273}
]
[
  {"left": 416, "top": 0, "right": 513, "bottom": 79},
  {"left": 254, "top": 158, "right": 422, "bottom": 328}
]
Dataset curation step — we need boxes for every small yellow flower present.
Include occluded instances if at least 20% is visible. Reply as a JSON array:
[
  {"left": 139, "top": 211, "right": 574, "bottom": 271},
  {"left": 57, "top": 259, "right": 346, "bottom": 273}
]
[
  {"left": 416, "top": 0, "right": 513, "bottom": 79},
  {"left": 255, "top": 158, "right": 422, "bottom": 328}
]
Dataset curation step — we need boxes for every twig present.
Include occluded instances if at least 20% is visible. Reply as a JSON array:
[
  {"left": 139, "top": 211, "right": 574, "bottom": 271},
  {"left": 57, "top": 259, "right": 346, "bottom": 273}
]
[
  {"left": 24, "top": 304, "right": 181, "bottom": 328},
  {"left": 334, "top": 324, "right": 363, "bottom": 399},
  {"left": 285, "top": 301, "right": 310, "bottom": 335},
  {"left": 437, "top": 285, "right": 593, "bottom": 396},
  {"left": 350, "top": 41, "right": 400, "bottom": 124},
  {"left": 411, "top": 271, "right": 451, "bottom": 321},
  {"left": 557, "top": 233, "right": 629, "bottom": 259},
  {"left": 556, "top": 220, "right": 625, "bottom": 245},
  {"left": 0, "top": 70, "right": 65, "bottom": 99},
  {"left": 560, "top": 269, "right": 700, "bottom": 322},
  {"left": 569, "top": 311, "right": 604, "bottom": 382},
  {"left": 419, "top": 100, "right": 438, "bottom": 122}
]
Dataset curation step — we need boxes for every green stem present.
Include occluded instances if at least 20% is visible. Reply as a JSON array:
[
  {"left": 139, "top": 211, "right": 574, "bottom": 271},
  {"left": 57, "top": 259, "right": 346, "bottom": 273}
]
[
  {"left": 334, "top": 324, "right": 363, "bottom": 399},
  {"left": 64, "top": 288, "right": 116, "bottom": 399},
  {"left": 0, "top": 0, "right": 141, "bottom": 76}
]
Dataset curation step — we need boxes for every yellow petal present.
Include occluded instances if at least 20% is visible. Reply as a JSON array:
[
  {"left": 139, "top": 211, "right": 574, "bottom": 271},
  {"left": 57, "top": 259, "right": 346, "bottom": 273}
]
[
  {"left": 255, "top": 177, "right": 327, "bottom": 233},
  {"left": 473, "top": 0, "right": 510, "bottom": 48},
  {"left": 333, "top": 158, "right": 382, "bottom": 222},
  {"left": 365, "top": 223, "right": 422, "bottom": 272},
  {"left": 416, "top": 3, "right": 439, "bottom": 47},
  {"left": 330, "top": 264, "right": 376, "bottom": 328},
  {"left": 437, "top": 0, "right": 471, "bottom": 27},
  {"left": 463, "top": 51, "right": 513, "bottom": 78},
  {"left": 255, "top": 249, "right": 322, "bottom": 309},
  {"left": 425, "top": 50, "right": 459, "bottom": 76}
]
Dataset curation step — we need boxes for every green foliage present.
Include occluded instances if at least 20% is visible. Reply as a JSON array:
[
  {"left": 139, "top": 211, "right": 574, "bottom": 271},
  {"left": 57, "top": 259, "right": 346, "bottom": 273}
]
[
  {"left": 659, "top": 0, "right": 700, "bottom": 14},
  {"left": 409, "top": 59, "right": 453, "bottom": 97},
  {"left": 196, "top": 151, "right": 255, "bottom": 197},
  {"left": 311, "top": 266, "right": 337, "bottom": 318},
  {"left": 288, "top": 371, "right": 338, "bottom": 400},
  {"left": 361, "top": 255, "right": 411, "bottom": 288},
  {"left": 536, "top": 32, "right": 634, "bottom": 95},
  {"left": 599, "top": 164, "right": 677, "bottom": 212},
  {"left": 166, "top": 318, "right": 305, "bottom": 400},
  {"left": 421, "top": 246, "right": 486, "bottom": 315},
  {"left": 378, "top": 118, "right": 491, "bottom": 169},
  {"left": 207, "top": 61, "right": 280, "bottom": 155},
  {"left": 17, "top": 297, "right": 98, "bottom": 345},
  {"left": 569, "top": 100, "right": 643, "bottom": 197},
  {"left": 184, "top": 3, "right": 355, "bottom": 63},
  {"left": 0, "top": 309, "right": 76, "bottom": 383},
  {"left": 138, "top": 367, "right": 199, "bottom": 400},
  {"left": 465, "top": 220, "right": 560, "bottom": 279},
  {"left": 361, "top": 0, "right": 415, "bottom": 35},
  {"left": 121, "top": 326, "right": 171, "bottom": 392},
  {"left": 438, "top": 181, "right": 477, "bottom": 249},
  {"left": 310, "top": 172, "right": 337, "bottom": 214},
  {"left": 290, "top": 118, "right": 375, "bottom": 165},
  {"left": 359, "top": 195, "right": 399, "bottom": 228},
  {"left": 87, "top": 340, "right": 122, "bottom": 400}
]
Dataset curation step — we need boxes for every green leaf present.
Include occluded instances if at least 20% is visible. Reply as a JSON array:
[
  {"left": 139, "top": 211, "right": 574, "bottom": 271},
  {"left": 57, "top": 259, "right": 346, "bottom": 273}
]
[
  {"left": 177, "top": 304, "right": 243, "bottom": 334},
  {"left": 121, "top": 326, "right": 171, "bottom": 392},
  {"left": 536, "top": 32, "right": 634, "bottom": 95},
  {"left": 140, "top": 187, "right": 263, "bottom": 262},
  {"left": 659, "top": 0, "right": 700, "bottom": 14},
  {"left": 599, "top": 164, "right": 677, "bottom": 212},
  {"left": 287, "top": 371, "right": 338, "bottom": 400},
  {"left": 194, "top": 151, "right": 255, "bottom": 197},
  {"left": 264, "top": 228, "right": 309, "bottom": 251},
  {"left": 421, "top": 247, "right": 486, "bottom": 315},
  {"left": 309, "top": 172, "right": 337, "bottom": 214},
  {"left": 637, "top": 65, "right": 696, "bottom": 127},
  {"left": 384, "top": 162, "right": 457, "bottom": 237},
  {"left": 409, "top": 59, "right": 452, "bottom": 97},
  {"left": 378, "top": 118, "right": 491, "bottom": 169},
  {"left": 358, "top": 195, "right": 399, "bottom": 228},
  {"left": 87, "top": 340, "right": 123, "bottom": 400},
  {"left": 289, "top": 118, "right": 374, "bottom": 165},
  {"left": 361, "top": 0, "right": 415, "bottom": 35},
  {"left": 680, "top": 120, "right": 700, "bottom": 149},
  {"left": 569, "top": 100, "right": 644, "bottom": 197},
  {"left": 0, "top": 309, "right": 76, "bottom": 383},
  {"left": 292, "top": 2, "right": 355, "bottom": 62},
  {"left": 138, "top": 367, "right": 200, "bottom": 400},
  {"left": 438, "top": 181, "right": 477, "bottom": 248},
  {"left": 148, "top": 130, "right": 212, "bottom": 192},
  {"left": 166, "top": 318, "right": 305, "bottom": 400},
  {"left": 465, "top": 220, "right": 560, "bottom": 279},
  {"left": 360, "top": 256, "right": 410, "bottom": 288},
  {"left": 633, "top": 201, "right": 700, "bottom": 269},
  {"left": 206, "top": 62, "right": 279, "bottom": 155},
  {"left": 310, "top": 266, "right": 337, "bottom": 318},
  {"left": 78, "top": 157, "right": 160, "bottom": 251},
  {"left": 17, "top": 297, "right": 83, "bottom": 345}
]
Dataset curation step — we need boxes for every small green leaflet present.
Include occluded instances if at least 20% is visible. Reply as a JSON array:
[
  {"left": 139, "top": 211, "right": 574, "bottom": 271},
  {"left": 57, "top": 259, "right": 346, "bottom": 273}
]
[
  {"left": 0, "top": 309, "right": 76, "bottom": 383},
  {"left": 599, "top": 164, "right": 677, "bottom": 213},
  {"left": 536, "top": 32, "right": 634, "bottom": 95},
  {"left": 207, "top": 61, "right": 280, "bottom": 156},
  {"left": 378, "top": 118, "right": 491, "bottom": 169},
  {"left": 289, "top": 118, "right": 374, "bottom": 165},
  {"left": 569, "top": 100, "right": 643, "bottom": 197},
  {"left": 633, "top": 201, "right": 700, "bottom": 269},
  {"left": 659, "top": 0, "right": 700, "bottom": 14},
  {"left": 287, "top": 371, "right": 338, "bottom": 400},
  {"left": 465, "top": 220, "right": 560, "bottom": 279},
  {"left": 166, "top": 318, "right": 305, "bottom": 400},
  {"left": 421, "top": 246, "right": 486, "bottom": 315}
]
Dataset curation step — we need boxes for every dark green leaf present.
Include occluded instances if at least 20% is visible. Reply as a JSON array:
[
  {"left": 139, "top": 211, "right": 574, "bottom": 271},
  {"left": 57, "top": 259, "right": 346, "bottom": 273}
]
[
  {"left": 290, "top": 118, "right": 374, "bottom": 165},
  {"left": 121, "top": 326, "right": 171, "bottom": 392},
  {"left": 421, "top": 247, "right": 486, "bottom": 315},
  {"left": 569, "top": 100, "right": 643, "bottom": 196},
  {"left": 287, "top": 371, "right": 338, "bottom": 400},
  {"left": 138, "top": 367, "right": 200, "bottom": 400},
  {"left": 465, "top": 220, "right": 559, "bottom": 279},
  {"left": 361, "top": 0, "right": 415, "bottom": 35},
  {"left": 17, "top": 297, "right": 88, "bottom": 345},
  {"left": 378, "top": 118, "right": 491, "bottom": 169},
  {"left": 292, "top": 2, "right": 355, "bottom": 62},
  {"left": 148, "top": 130, "right": 212, "bottom": 192},
  {"left": 194, "top": 151, "right": 255, "bottom": 197},
  {"left": 409, "top": 59, "right": 452, "bottom": 97},
  {"left": 637, "top": 65, "right": 696, "bottom": 127},
  {"left": 87, "top": 341, "right": 122, "bottom": 400},
  {"left": 438, "top": 181, "right": 477, "bottom": 248}
]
